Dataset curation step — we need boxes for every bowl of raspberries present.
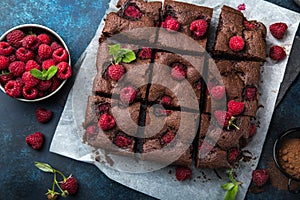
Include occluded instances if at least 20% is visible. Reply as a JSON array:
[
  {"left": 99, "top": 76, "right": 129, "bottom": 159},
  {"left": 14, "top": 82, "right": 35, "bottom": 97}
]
[{"left": 0, "top": 24, "right": 72, "bottom": 102}]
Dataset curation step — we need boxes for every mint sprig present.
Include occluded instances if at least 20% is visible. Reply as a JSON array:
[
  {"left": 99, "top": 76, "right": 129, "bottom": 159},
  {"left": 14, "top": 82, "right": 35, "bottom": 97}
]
[
  {"left": 109, "top": 44, "right": 136, "bottom": 64},
  {"left": 30, "top": 66, "right": 58, "bottom": 80},
  {"left": 221, "top": 169, "right": 242, "bottom": 200}
]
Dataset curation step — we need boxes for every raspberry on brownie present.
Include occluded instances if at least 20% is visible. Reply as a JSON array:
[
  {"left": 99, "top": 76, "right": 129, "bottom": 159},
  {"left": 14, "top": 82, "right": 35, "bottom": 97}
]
[
  {"left": 204, "top": 59, "right": 262, "bottom": 117},
  {"left": 83, "top": 95, "right": 140, "bottom": 154},
  {"left": 157, "top": 0, "right": 213, "bottom": 52},
  {"left": 214, "top": 5, "right": 267, "bottom": 61}
]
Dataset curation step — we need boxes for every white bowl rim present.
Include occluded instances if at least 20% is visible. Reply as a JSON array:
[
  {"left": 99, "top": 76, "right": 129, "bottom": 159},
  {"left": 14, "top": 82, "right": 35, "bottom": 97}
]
[{"left": 0, "top": 23, "right": 71, "bottom": 102}]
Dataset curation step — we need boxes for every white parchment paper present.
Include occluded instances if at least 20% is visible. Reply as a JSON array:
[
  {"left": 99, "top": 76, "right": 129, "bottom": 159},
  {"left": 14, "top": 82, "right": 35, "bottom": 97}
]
[{"left": 50, "top": 0, "right": 300, "bottom": 199}]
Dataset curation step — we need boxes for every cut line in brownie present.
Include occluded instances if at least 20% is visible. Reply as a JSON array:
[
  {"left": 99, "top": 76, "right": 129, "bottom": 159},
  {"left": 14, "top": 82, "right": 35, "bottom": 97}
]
[
  {"left": 156, "top": 0, "right": 213, "bottom": 53},
  {"left": 213, "top": 5, "right": 267, "bottom": 61},
  {"left": 83, "top": 95, "right": 141, "bottom": 155},
  {"left": 204, "top": 59, "right": 262, "bottom": 117}
]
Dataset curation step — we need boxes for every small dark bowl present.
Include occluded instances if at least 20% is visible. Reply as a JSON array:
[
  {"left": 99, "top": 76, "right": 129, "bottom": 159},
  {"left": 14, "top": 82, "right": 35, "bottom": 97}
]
[{"left": 273, "top": 127, "right": 300, "bottom": 193}]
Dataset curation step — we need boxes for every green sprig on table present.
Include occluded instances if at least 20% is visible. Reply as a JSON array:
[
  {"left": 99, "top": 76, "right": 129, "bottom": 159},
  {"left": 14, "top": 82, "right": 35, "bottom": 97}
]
[{"left": 221, "top": 169, "right": 242, "bottom": 200}]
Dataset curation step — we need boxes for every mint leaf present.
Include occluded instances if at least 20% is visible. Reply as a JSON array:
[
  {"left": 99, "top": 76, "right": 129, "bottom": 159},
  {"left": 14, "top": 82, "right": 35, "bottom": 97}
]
[
  {"left": 109, "top": 44, "right": 121, "bottom": 56},
  {"left": 30, "top": 69, "right": 44, "bottom": 80},
  {"left": 221, "top": 183, "right": 235, "bottom": 191},
  {"left": 47, "top": 66, "right": 58, "bottom": 80},
  {"left": 224, "top": 185, "right": 238, "bottom": 200},
  {"left": 229, "top": 169, "right": 237, "bottom": 185},
  {"left": 35, "top": 162, "right": 54, "bottom": 173},
  {"left": 122, "top": 50, "right": 136, "bottom": 63}
]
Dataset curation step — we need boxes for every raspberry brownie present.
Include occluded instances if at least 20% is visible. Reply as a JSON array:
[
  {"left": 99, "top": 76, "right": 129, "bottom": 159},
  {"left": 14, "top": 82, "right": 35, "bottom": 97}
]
[
  {"left": 204, "top": 59, "right": 262, "bottom": 117},
  {"left": 214, "top": 5, "right": 267, "bottom": 61},
  {"left": 157, "top": 0, "right": 213, "bottom": 52},
  {"left": 148, "top": 52, "right": 204, "bottom": 110},
  {"left": 83, "top": 95, "right": 140, "bottom": 154},
  {"left": 100, "top": 0, "right": 162, "bottom": 43},
  {"left": 141, "top": 106, "right": 199, "bottom": 166}
]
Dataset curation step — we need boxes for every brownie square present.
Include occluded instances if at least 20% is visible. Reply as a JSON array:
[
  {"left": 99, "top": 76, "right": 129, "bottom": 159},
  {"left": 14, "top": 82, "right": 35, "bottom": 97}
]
[
  {"left": 213, "top": 5, "right": 267, "bottom": 61},
  {"left": 141, "top": 107, "right": 199, "bottom": 166},
  {"left": 204, "top": 59, "right": 262, "bottom": 117},
  {"left": 148, "top": 52, "right": 204, "bottom": 110},
  {"left": 156, "top": 0, "right": 213, "bottom": 52},
  {"left": 83, "top": 95, "right": 141, "bottom": 154}
]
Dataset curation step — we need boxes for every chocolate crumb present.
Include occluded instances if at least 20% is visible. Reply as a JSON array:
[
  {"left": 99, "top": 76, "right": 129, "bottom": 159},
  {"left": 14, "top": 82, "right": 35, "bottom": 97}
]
[{"left": 249, "top": 185, "right": 265, "bottom": 194}]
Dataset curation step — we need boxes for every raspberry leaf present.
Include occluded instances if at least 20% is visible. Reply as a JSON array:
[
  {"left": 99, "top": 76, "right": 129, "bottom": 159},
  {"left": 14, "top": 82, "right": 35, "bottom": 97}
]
[
  {"left": 47, "top": 66, "right": 58, "bottom": 80},
  {"left": 35, "top": 161, "right": 54, "bottom": 173},
  {"left": 30, "top": 68, "right": 44, "bottom": 80}
]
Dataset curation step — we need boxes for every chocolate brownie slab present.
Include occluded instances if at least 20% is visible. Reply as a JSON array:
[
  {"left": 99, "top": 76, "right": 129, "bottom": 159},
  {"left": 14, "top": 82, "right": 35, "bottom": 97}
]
[
  {"left": 214, "top": 5, "right": 267, "bottom": 61},
  {"left": 83, "top": 95, "right": 141, "bottom": 154},
  {"left": 204, "top": 59, "right": 262, "bottom": 117},
  {"left": 148, "top": 52, "right": 204, "bottom": 110},
  {"left": 157, "top": 0, "right": 213, "bottom": 52}
]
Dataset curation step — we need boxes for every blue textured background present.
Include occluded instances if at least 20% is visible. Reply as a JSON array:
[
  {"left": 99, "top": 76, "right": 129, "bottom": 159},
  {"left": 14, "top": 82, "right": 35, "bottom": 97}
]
[{"left": 0, "top": 0, "right": 299, "bottom": 199}]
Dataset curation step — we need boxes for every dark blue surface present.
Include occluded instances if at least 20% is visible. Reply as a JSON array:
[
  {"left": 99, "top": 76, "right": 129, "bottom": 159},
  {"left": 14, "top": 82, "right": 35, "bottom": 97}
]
[{"left": 0, "top": 0, "right": 299, "bottom": 200}]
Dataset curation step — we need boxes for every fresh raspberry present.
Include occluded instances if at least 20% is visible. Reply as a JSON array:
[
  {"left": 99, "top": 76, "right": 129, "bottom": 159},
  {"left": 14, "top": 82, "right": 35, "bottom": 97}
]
[
  {"left": 42, "top": 59, "right": 57, "bottom": 70},
  {"left": 16, "top": 47, "right": 34, "bottom": 62},
  {"left": 138, "top": 48, "right": 152, "bottom": 59},
  {"left": 214, "top": 110, "right": 233, "bottom": 129},
  {"left": 160, "top": 95, "right": 172, "bottom": 107},
  {"left": 107, "top": 64, "right": 125, "bottom": 81},
  {"left": 4, "top": 80, "right": 22, "bottom": 97},
  {"left": 37, "top": 80, "right": 52, "bottom": 91},
  {"left": 9, "top": 61, "right": 25, "bottom": 77},
  {"left": 15, "top": 77, "right": 25, "bottom": 87},
  {"left": 114, "top": 135, "right": 132, "bottom": 148},
  {"left": 237, "top": 3, "right": 246, "bottom": 11},
  {"left": 161, "top": 16, "right": 180, "bottom": 32},
  {"left": 0, "top": 55, "right": 10, "bottom": 70},
  {"left": 171, "top": 63, "right": 187, "bottom": 81},
  {"left": 227, "top": 100, "right": 245, "bottom": 116},
  {"left": 124, "top": 5, "right": 142, "bottom": 19},
  {"left": 86, "top": 125, "right": 97, "bottom": 137},
  {"left": 0, "top": 73, "right": 14, "bottom": 85},
  {"left": 35, "top": 107, "right": 53, "bottom": 123},
  {"left": 22, "top": 35, "right": 41, "bottom": 50},
  {"left": 99, "top": 103, "right": 110, "bottom": 114},
  {"left": 22, "top": 86, "right": 38, "bottom": 99},
  {"left": 244, "top": 86, "right": 257, "bottom": 101},
  {"left": 269, "top": 22, "right": 288, "bottom": 39},
  {"left": 252, "top": 169, "right": 269, "bottom": 187},
  {"left": 269, "top": 45, "right": 286, "bottom": 61},
  {"left": 229, "top": 36, "right": 245, "bottom": 51},
  {"left": 37, "top": 33, "right": 51, "bottom": 45},
  {"left": 6, "top": 29, "right": 25, "bottom": 47},
  {"left": 50, "top": 77, "right": 62, "bottom": 92},
  {"left": 8, "top": 54, "right": 17, "bottom": 62},
  {"left": 22, "top": 71, "right": 39, "bottom": 88},
  {"left": 211, "top": 86, "right": 225, "bottom": 100},
  {"left": 60, "top": 176, "right": 78, "bottom": 195},
  {"left": 98, "top": 113, "right": 116, "bottom": 131},
  {"left": 120, "top": 86, "right": 137, "bottom": 104},
  {"left": 228, "top": 148, "right": 239, "bottom": 164},
  {"left": 244, "top": 21, "right": 256, "bottom": 29},
  {"left": 25, "top": 132, "right": 44, "bottom": 150},
  {"left": 189, "top": 19, "right": 208, "bottom": 39},
  {"left": 0, "top": 42, "right": 13, "bottom": 56},
  {"left": 175, "top": 166, "right": 192, "bottom": 181},
  {"left": 25, "top": 60, "right": 41, "bottom": 71},
  {"left": 249, "top": 123, "right": 257, "bottom": 137},
  {"left": 50, "top": 41, "right": 63, "bottom": 50},
  {"left": 38, "top": 44, "right": 53, "bottom": 60},
  {"left": 35, "top": 55, "right": 44, "bottom": 64},
  {"left": 57, "top": 62, "right": 72, "bottom": 79},
  {"left": 162, "top": 131, "right": 175, "bottom": 144},
  {"left": 52, "top": 47, "right": 69, "bottom": 62}
]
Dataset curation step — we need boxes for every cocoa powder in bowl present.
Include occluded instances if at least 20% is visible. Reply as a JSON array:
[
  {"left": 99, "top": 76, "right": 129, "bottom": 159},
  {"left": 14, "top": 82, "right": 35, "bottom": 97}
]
[{"left": 278, "top": 138, "right": 300, "bottom": 180}]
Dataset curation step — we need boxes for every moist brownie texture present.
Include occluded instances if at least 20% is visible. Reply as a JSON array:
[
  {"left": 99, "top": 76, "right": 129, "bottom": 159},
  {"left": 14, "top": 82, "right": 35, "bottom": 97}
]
[
  {"left": 214, "top": 5, "right": 267, "bottom": 61},
  {"left": 204, "top": 59, "right": 261, "bottom": 117}
]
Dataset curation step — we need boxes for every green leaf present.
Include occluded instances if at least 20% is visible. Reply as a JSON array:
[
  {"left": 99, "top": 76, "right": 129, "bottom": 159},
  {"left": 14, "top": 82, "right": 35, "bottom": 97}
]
[
  {"left": 35, "top": 162, "right": 54, "bottom": 173},
  {"left": 30, "top": 69, "right": 45, "bottom": 80},
  {"left": 109, "top": 44, "right": 121, "bottom": 56},
  {"left": 229, "top": 169, "right": 237, "bottom": 185},
  {"left": 221, "top": 182, "right": 235, "bottom": 191},
  {"left": 122, "top": 50, "right": 136, "bottom": 63},
  {"left": 224, "top": 185, "right": 239, "bottom": 200},
  {"left": 47, "top": 66, "right": 58, "bottom": 80}
]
